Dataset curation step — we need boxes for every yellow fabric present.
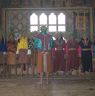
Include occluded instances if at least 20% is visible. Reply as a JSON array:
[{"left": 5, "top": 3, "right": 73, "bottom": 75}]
[{"left": 17, "top": 36, "right": 28, "bottom": 51}]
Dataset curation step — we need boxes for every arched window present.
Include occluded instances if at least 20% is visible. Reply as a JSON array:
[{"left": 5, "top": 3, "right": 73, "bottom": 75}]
[
  {"left": 58, "top": 13, "right": 66, "bottom": 32},
  {"left": 49, "top": 13, "right": 56, "bottom": 32},
  {"left": 39, "top": 13, "right": 47, "bottom": 25},
  {"left": 58, "top": 13, "right": 65, "bottom": 24},
  {"left": 30, "top": 13, "right": 38, "bottom": 31},
  {"left": 30, "top": 12, "right": 66, "bottom": 32},
  {"left": 49, "top": 13, "right": 56, "bottom": 24},
  {"left": 30, "top": 13, "right": 38, "bottom": 25}
]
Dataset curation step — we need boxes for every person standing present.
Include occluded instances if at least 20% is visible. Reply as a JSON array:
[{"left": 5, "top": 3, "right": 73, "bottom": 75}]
[
  {"left": 35, "top": 26, "right": 53, "bottom": 84},
  {"left": 28, "top": 36, "right": 36, "bottom": 76},
  {"left": 7, "top": 34, "right": 17, "bottom": 75},
  {"left": 53, "top": 33, "right": 66, "bottom": 74},
  {"left": 0, "top": 35, "right": 7, "bottom": 75},
  {"left": 17, "top": 34, "right": 28, "bottom": 75},
  {"left": 66, "top": 35, "right": 80, "bottom": 75},
  {"left": 79, "top": 35, "right": 93, "bottom": 74}
]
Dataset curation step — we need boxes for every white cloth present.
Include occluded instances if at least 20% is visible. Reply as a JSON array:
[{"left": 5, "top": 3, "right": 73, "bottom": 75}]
[{"left": 43, "top": 53, "right": 47, "bottom": 72}]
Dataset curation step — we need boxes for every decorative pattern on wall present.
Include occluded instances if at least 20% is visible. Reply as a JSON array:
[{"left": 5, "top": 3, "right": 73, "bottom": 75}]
[
  {"left": 4, "top": 8, "right": 92, "bottom": 40},
  {"left": 66, "top": 11, "right": 74, "bottom": 34},
  {"left": 74, "top": 12, "right": 90, "bottom": 38},
  {"left": 6, "top": 9, "right": 31, "bottom": 36},
  {"left": 5, "top": 9, "right": 74, "bottom": 39}
]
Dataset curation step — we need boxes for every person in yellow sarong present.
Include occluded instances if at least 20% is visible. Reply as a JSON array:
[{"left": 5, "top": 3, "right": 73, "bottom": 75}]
[{"left": 17, "top": 34, "right": 28, "bottom": 75}]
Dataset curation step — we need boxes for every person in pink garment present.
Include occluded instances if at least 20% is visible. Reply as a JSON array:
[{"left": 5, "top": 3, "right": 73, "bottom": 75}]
[{"left": 66, "top": 35, "right": 80, "bottom": 75}]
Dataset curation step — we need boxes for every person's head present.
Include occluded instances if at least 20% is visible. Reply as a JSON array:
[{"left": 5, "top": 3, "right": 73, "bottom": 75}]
[
  {"left": 41, "top": 26, "right": 48, "bottom": 34},
  {"left": 56, "top": 33, "right": 63, "bottom": 40},
  {"left": 21, "top": 33, "right": 26, "bottom": 38},
  {"left": 82, "top": 35, "right": 88, "bottom": 40}
]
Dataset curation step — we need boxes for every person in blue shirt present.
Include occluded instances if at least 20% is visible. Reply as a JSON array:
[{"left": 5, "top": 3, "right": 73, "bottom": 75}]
[{"left": 0, "top": 35, "right": 7, "bottom": 68}]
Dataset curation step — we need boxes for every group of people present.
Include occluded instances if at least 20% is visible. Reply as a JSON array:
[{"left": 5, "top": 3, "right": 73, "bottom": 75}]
[{"left": 0, "top": 26, "right": 94, "bottom": 84}]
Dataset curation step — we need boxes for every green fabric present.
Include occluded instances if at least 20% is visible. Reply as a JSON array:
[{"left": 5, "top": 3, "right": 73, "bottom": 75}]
[{"left": 34, "top": 38, "right": 42, "bottom": 49}]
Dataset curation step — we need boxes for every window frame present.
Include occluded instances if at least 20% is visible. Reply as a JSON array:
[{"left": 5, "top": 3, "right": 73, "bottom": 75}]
[{"left": 30, "top": 11, "right": 66, "bottom": 33}]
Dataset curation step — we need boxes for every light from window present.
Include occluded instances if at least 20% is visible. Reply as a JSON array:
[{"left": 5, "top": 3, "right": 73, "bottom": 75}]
[
  {"left": 49, "top": 13, "right": 56, "bottom": 24},
  {"left": 52, "top": 37, "right": 56, "bottom": 40},
  {"left": 30, "top": 26, "right": 38, "bottom": 32},
  {"left": 30, "top": 13, "right": 38, "bottom": 25},
  {"left": 58, "top": 26, "right": 66, "bottom": 32},
  {"left": 58, "top": 13, "right": 65, "bottom": 24},
  {"left": 49, "top": 26, "right": 56, "bottom": 32},
  {"left": 39, "top": 13, "right": 47, "bottom": 25},
  {"left": 30, "top": 12, "right": 66, "bottom": 32}
]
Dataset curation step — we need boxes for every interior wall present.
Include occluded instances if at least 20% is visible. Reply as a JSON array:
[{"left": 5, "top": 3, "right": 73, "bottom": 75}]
[
  {"left": 3, "top": 8, "right": 75, "bottom": 40},
  {"left": 0, "top": 0, "right": 94, "bottom": 41},
  {"left": 3, "top": 8, "right": 92, "bottom": 40}
]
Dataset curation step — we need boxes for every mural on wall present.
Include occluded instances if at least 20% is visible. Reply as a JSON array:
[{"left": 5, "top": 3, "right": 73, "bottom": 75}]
[
  {"left": 5, "top": 9, "right": 74, "bottom": 39},
  {"left": 6, "top": 9, "right": 30, "bottom": 37},
  {"left": 66, "top": 11, "right": 74, "bottom": 34},
  {"left": 74, "top": 12, "right": 90, "bottom": 39},
  {"left": 4, "top": 7, "right": 92, "bottom": 40}
]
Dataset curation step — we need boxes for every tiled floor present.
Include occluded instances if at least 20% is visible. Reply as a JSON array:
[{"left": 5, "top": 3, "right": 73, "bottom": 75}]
[{"left": 0, "top": 73, "right": 95, "bottom": 96}]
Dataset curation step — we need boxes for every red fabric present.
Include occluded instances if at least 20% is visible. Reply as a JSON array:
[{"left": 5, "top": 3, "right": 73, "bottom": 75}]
[
  {"left": 53, "top": 38, "right": 66, "bottom": 72},
  {"left": 37, "top": 33, "right": 51, "bottom": 51},
  {"left": 77, "top": 46, "right": 82, "bottom": 56},
  {"left": 66, "top": 38, "right": 80, "bottom": 71}
]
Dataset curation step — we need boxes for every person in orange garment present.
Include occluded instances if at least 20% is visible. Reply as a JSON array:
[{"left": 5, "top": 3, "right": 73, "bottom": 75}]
[
  {"left": 34, "top": 26, "right": 53, "bottom": 84},
  {"left": 7, "top": 34, "right": 17, "bottom": 75}
]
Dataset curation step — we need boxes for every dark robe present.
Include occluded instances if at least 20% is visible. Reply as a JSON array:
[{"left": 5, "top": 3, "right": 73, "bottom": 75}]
[
  {"left": 0, "top": 38, "right": 7, "bottom": 52},
  {"left": 53, "top": 37, "right": 66, "bottom": 72},
  {"left": 0, "top": 38, "right": 7, "bottom": 64},
  {"left": 79, "top": 38, "right": 93, "bottom": 72}
]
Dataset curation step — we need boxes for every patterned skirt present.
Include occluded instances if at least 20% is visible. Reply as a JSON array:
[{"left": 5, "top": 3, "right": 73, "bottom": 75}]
[{"left": 18, "top": 49, "right": 28, "bottom": 64}]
